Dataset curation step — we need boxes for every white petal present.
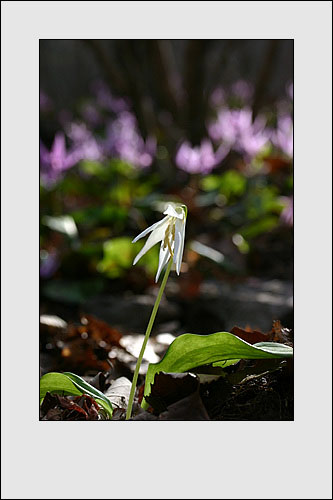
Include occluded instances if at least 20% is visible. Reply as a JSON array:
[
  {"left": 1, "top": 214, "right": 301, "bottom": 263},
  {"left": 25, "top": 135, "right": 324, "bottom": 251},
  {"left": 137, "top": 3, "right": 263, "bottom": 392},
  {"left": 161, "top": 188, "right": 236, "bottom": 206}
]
[
  {"left": 163, "top": 204, "right": 183, "bottom": 219},
  {"left": 155, "top": 242, "right": 171, "bottom": 282},
  {"left": 173, "top": 219, "right": 182, "bottom": 264},
  {"left": 132, "top": 217, "right": 168, "bottom": 243},
  {"left": 133, "top": 223, "right": 167, "bottom": 265},
  {"left": 174, "top": 219, "right": 186, "bottom": 274}
]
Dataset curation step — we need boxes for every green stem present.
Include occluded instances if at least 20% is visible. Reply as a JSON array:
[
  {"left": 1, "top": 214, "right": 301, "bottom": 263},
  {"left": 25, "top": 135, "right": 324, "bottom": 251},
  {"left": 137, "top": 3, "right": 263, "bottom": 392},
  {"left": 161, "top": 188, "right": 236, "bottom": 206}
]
[{"left": 126, "top": 259, "right": 173, "bottom": 420}]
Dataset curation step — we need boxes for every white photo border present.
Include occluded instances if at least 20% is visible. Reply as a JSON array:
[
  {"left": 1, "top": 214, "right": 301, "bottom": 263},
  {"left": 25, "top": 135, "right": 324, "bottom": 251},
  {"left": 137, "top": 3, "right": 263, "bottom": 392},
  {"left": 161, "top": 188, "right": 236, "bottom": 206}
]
[{"left": 2, "top": 1, "right": 332, "bottom": 499}]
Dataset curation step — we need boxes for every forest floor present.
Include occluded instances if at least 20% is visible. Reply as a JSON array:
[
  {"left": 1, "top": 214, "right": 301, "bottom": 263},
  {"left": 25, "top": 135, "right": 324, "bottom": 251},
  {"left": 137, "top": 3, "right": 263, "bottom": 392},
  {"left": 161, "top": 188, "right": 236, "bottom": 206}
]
[{"left": 40, "top": 276, "right": 293, "bottom": 421}]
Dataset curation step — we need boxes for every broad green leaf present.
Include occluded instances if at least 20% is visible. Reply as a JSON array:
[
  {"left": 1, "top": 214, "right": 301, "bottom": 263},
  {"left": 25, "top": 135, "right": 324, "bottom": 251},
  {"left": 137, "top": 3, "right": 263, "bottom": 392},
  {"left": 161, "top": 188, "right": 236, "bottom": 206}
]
[
  {"left": 40, "top": 372, "right": 113, "bottom": 418},
  {"left": 143, "top": 332, "right": 293, "bottom": 404},
  {"left": 40, "top": 372, "right": 82, "bottom": 400}
]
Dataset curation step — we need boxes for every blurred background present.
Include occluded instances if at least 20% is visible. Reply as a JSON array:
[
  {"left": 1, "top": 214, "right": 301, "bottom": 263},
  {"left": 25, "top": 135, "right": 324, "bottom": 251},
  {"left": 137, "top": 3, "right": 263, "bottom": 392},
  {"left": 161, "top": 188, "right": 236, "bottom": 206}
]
[{"left": 40, "top": 40, "right": 293, "bottom": 375}]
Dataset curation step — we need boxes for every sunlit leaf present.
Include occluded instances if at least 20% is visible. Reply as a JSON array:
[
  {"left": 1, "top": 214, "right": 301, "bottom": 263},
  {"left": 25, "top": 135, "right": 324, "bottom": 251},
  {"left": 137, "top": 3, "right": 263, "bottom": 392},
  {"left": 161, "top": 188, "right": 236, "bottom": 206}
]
[
  {"left": 40, "top": 372, "right": 82, "bottom": 400},
  {"left": 143, "top": 332, "right": 293, "bottom": 406},
  {"left": 40, "top": 372, "right": 113, "bottom": 418}
]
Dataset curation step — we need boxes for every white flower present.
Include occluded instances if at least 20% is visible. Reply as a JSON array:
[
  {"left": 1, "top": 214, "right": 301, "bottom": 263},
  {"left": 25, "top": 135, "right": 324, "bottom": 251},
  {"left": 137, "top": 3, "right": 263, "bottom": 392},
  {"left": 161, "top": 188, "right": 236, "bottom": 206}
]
[{"left": 132, "top": 204, "right": 187, "bottom": 282}]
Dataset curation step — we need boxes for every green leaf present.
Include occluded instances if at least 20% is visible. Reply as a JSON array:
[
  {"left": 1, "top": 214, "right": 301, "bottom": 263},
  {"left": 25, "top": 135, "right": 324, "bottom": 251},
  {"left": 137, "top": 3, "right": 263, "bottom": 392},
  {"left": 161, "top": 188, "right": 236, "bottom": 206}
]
[
  {"left": 63, "top": 372, "right": 113, "bottom": 418},
  {"left": 97, "top": 236, "right": 159, "bottom": 279},
  {"left": 40, "top": 372, "right": 113, "bottom": 418},
  {"left": 200, "top": 171, "right": 247, "bottom": 199},
  {"left": 40, "top": 372, "right": 82, "bottom": 400},
  {"left": 143, "top": 332, "right": 293, "bottom": 404}
]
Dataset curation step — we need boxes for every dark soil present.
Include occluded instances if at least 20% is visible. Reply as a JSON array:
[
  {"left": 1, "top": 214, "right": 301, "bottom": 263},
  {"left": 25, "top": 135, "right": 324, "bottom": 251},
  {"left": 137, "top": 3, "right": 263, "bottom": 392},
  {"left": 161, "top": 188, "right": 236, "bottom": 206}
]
[{"left": 200, "top": 362, "right": 293, "bottom": 420}]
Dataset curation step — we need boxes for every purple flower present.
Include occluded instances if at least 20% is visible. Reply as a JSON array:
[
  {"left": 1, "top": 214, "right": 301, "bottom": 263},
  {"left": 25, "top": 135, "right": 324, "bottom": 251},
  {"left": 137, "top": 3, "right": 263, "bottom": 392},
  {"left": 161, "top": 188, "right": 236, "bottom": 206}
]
[
  {"left": 209, "top": 109, "right": 238, "bottom": 144},
  {"left": 66, "top": 122, "right": 104, "bottom": 163},
  {"left": 40, "top": 132, "right": 81, "bottom": 186},
  {"left": 175, "top": 139, "right": 229, "bottom": 174},
  {"left": 237, "top": 133, "right": 269, "bottom": 158},
  {"left": 103, "top": 111, "right": 156, "bottom": 168},
  {"left": 271, "top": 114, "right": 293, "bottom": 157},
  {"left": 209, "top": 107, "right": 269, "bottom": 158}
]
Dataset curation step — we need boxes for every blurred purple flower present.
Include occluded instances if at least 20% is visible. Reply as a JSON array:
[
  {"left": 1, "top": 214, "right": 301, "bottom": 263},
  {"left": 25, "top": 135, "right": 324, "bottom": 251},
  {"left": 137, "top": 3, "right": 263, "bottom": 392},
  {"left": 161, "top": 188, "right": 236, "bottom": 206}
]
[
  {"left": 40, "top": 249, "right": 60, "bottom": 278},
  {"left": 209, "top": 107, "right": 269, "bottom": 158},
  {"left": 66, "top": 122, "right": 104, "bottom": 162},
  {"left": 104, "top": 111, "right": 156, "bottom": 168},
  {"left": 175, "top": 139, "right": 229, "bottom": 174},
  {"left": 40, "top": 132, "right": 81, "bottom": 186},
  {"left": 280, "top": 196, "right": 293, "bottom": 226},
  {"left": 271, "top": 114, "right": 293, "bottom": 157}
]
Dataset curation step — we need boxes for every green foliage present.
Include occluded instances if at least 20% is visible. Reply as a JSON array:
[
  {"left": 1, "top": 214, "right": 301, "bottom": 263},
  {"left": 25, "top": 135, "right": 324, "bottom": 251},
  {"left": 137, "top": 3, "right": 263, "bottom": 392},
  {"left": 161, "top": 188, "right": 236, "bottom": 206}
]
[
  {"left": 40, "top": 130, "right": 292, "bottom": 285},
  {"left": 142, "top": 332, "right": 293, "bottom": 406},
  {"left": 40, "top": 371, "right": 113, "bottom": 418},
  {"left": 40, "top": 372, "right": 82, "bottom": 399},
  {"left": 245, "top": 184, "right": 284, "bottom": 220},
  {"left": 239, "top": 215, "right": 279, "bottom": 239},
  {"left": 220, "top": 170, "right": 247, "bottom": 199},
  {"left": 97, "top": 236, "right": 159, "bottom": 279},
  {"left": 200, "top": 170, "right": 247, "bottom": 200}
]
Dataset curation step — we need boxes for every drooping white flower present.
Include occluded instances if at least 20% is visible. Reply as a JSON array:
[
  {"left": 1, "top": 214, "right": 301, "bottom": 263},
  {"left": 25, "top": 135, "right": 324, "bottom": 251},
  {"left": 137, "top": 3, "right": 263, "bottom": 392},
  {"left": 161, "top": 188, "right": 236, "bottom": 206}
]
[{"left": 132, "top": 203, "right": 187, "bottom": 282}]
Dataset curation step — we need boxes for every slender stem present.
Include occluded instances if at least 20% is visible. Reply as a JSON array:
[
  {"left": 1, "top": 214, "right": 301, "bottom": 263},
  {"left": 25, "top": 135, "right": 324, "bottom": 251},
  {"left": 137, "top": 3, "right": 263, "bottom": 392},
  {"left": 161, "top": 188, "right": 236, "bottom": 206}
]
[{"left": 126, "top": 259, "right": 173, "bottom": 420}]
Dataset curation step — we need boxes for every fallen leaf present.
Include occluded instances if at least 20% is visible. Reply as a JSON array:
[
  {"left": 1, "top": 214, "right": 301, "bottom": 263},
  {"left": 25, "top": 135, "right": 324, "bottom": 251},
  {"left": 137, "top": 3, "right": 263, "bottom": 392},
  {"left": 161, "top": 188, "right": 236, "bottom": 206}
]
[
  {"left": 104, "top": 377, "right": 132, "bottom": 410},
  {"left": 269, "top": 320, "right": 293, "bottom": 345},
  {"left": 40, "top": 392, "right": 100, "bottom": 421},
  {"left": 87, "top": 371, "right": 111, "bottom": 392},
  {"left": 230, "top": 325, "right": 270, "bottom": 344}
]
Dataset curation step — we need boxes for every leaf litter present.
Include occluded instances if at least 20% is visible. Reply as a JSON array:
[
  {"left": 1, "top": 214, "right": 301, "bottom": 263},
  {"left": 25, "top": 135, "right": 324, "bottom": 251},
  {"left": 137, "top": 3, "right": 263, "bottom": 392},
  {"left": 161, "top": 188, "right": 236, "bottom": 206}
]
[{"left": 40, "top": 311, "right": 293, "bottom": 421}]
